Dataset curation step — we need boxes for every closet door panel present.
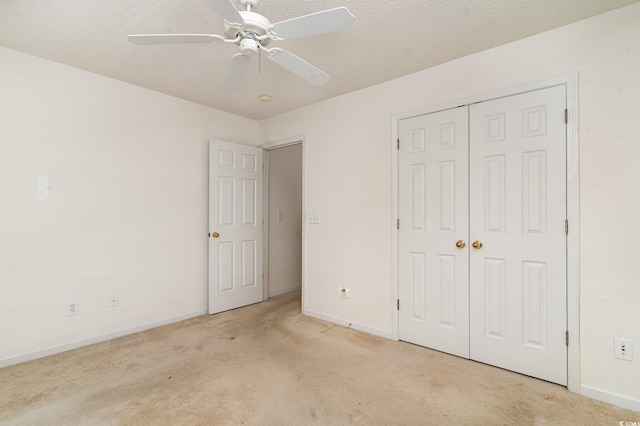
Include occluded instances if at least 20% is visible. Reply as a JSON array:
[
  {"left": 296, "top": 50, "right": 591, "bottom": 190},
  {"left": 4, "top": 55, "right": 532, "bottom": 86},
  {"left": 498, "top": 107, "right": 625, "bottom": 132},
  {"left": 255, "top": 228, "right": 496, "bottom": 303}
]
[
  {"left": 468, "top": 85, "right": 567, "bottom": 386},
  {"left": 398, "top": 106, "right": 470, "bottom": 358}
]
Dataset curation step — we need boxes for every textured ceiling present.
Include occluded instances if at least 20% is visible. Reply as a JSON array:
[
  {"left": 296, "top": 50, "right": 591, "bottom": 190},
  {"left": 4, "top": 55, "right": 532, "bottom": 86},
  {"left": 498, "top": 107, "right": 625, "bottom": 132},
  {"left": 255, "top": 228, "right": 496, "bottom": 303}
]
[{"left": 1, "top": 0, "right": 638, "bottom": 120}]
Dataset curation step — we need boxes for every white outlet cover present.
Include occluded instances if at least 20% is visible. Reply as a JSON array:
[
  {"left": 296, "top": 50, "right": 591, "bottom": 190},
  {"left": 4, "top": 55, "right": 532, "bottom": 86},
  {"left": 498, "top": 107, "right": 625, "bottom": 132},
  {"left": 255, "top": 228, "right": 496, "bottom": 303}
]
[
  {"left": 614, "top": 338, "right": 633, "bottom": 361},
  {"left": 66, "top": 299, "right": 79, "bottom": 316}
]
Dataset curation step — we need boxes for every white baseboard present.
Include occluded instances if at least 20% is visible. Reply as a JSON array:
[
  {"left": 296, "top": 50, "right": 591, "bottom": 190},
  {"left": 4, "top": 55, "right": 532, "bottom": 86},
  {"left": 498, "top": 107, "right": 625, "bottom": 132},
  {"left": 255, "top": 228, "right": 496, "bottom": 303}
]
[
  {"left": 268, "top": 286, "right": 302, "bottom": 298},
  {"left": 0, "top": 309, "right": 208, "bottom": 369},
  {"left": 581, "top": 384, "right": 640, "bottom": 412},
  {"left": 303, "top": 309, "right": 393, "bottom": 340}
]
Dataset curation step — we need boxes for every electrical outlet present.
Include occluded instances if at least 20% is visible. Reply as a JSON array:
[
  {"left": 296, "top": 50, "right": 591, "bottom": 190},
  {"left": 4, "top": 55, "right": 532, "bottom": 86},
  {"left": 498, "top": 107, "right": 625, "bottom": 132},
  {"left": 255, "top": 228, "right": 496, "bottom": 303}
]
[
  {"left": 614, "top": 338, "right": 633, "bottom": 361},
  {"left": 110, "top": 293, "right": 119, "bottom": 307},
  {"left": 340, "top": 287, "right": 348, "bottom": 299},
  {"left": 66, "top": 299, "right": 78, "bottom": 316}
]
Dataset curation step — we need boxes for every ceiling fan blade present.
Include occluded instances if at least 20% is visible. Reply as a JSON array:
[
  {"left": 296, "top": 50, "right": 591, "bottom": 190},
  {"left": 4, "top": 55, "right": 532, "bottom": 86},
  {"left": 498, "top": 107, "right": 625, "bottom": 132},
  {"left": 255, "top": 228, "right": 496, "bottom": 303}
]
[
  {"left": 207, "top": 0, "right": 244, "bottom": 24},
  {"left": 222, "top": 54, "right": 250, "bottom": 92},
  {"left": 271, "top": 7, "right": 355, "bottom": 40},
  {"left": 268, "top": 49, "right": 330, "bottom": 86},
  {"left": 127, "top": 34, "right": 225, "bottom": 45}
]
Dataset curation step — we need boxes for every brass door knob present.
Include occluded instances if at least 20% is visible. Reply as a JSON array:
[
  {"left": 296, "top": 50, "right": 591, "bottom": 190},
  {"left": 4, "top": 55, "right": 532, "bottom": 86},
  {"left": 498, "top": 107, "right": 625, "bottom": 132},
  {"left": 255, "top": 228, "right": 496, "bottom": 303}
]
[
  {"left": 211, "top": 232, "right": 220, "bottom": 238},
  {"left": 472, "top": 240, "right": 483, "bottom": 249},
  {"left": 455, "top": 240, "right": 466, "bottom": 248}
]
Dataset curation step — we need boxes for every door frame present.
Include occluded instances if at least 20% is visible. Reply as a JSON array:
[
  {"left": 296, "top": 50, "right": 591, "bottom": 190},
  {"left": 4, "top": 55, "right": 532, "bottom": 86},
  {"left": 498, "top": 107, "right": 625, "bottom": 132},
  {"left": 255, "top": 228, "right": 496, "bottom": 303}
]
[
  {"left": 260, "top": 136, "right": 307, "bottom": 309},
  {"left": 390, "top": 73, "right": 580, "bottom": 393}
]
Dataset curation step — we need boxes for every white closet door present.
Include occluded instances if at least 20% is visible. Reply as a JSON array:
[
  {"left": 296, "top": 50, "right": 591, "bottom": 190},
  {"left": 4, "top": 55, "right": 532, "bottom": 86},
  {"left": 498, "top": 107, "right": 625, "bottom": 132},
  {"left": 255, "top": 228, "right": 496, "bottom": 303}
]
[
  {"left": 468, "top": 85, "right": 567, "bottom": 385},
  {"left": 398, "top": 106, "right": 470, "bottom": 358}
]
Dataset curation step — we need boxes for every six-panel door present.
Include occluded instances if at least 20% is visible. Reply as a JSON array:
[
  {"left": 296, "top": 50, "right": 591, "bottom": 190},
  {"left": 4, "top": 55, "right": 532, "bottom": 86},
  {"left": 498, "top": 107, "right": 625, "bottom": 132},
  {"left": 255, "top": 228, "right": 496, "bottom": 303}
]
[
  {"left": 209, "top": 140, "right": 264, "bottom": 314},
  {"left": 398, "top": 106, "right": 470, "bottom": 358},
  {"left": 468, "top": 86, "right": 567, "bottom": 385}
]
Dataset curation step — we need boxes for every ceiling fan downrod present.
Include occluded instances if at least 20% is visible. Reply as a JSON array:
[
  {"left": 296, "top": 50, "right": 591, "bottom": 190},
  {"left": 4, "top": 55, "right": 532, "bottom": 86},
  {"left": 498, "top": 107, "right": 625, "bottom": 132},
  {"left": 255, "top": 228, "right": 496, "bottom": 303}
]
[{"left": 238, "top": 0, "right": 259, "bottom": 12}]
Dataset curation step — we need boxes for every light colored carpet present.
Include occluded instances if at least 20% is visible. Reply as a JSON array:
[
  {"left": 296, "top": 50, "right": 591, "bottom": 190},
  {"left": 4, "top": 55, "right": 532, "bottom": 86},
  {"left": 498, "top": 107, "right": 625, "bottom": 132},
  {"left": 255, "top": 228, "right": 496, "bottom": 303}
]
[{"left": 1, "top": 291, "right": 636, "bottom": 425}]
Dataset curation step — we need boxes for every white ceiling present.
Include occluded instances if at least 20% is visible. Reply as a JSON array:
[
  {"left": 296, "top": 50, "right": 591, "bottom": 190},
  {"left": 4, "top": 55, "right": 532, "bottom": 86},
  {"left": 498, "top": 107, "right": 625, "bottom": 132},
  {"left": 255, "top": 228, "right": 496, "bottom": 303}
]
[{"left": 1, "top": 0, "right": 638, "bottom": 120}]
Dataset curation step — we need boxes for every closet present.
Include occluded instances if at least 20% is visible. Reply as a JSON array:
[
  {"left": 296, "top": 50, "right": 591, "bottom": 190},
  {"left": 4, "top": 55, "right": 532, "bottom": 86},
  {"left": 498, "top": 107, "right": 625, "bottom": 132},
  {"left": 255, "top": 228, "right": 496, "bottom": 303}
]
[{"left": 398, "top": 85, "right": 567, "bottom": 385}]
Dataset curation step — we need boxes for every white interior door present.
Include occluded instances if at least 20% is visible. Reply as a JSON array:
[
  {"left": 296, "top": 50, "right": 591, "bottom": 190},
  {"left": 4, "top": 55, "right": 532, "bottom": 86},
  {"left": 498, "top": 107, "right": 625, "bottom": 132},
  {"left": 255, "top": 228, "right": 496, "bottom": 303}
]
[
  {"left": 398, "top": 106, "right": 470, "bottom": 358},
  {"left": 208, "top": 140, "right": 264, "bottom": 314},
  {"left": 468, "top": 86, "right": 567, "bottom": 385}
]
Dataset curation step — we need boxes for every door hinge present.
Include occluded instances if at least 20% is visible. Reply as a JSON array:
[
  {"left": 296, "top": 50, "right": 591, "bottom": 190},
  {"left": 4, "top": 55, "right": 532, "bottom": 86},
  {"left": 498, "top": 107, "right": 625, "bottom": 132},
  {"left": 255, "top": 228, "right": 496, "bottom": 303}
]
[
  {"left": 565, "top": 220, "right": 569, "bottom": 235},
  {"left": 564, "top": 109, "right": 568, "bottom": 124},
  {"left": 397, "top": 219, "right": 400, "bottom": 230},
  {"left": 397, "top": 299, "right": 400, "bottom": 310},
  {"left": 397, "top": 139, "right": 400, "bottom": 150},
  {"left": 566, "top": 331, "right": 569, "bottom": 346}
]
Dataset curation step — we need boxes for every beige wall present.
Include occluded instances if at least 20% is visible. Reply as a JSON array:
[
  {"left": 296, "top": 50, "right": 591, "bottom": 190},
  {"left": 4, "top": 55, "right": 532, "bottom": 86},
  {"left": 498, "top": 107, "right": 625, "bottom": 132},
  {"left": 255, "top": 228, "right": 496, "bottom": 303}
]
[
  {"left": 259, "top": 3, "right": 640, "bottom": 409},
  {"left": 267, "top": 144, "right": 302, "bottom": 297},
  {"left": 0, "top": 46, "right": 258, "bottom": 365}
]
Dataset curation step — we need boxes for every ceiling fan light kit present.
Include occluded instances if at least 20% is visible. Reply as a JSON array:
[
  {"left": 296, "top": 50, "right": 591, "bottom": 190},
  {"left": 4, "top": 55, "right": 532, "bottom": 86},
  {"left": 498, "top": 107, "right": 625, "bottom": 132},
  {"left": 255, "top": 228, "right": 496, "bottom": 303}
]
[
  {"left": 239, "top": 37, "right": 258, "bottom": 56},
  {"left": 128, "top": 0, "right": 354, "bottom": 91}
]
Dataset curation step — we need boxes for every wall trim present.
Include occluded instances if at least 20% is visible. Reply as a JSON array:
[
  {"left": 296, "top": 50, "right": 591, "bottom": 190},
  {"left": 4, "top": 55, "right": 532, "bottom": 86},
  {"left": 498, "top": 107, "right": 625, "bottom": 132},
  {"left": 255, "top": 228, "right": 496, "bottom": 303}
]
[
  {"left": 260, "top": 135, "right": 306, "bottom": 151},
  {"left": 581, "top": 385, "right": 640, "bottom": 412},
  {"left": 304, "top": 309, "right": 394, "bottom": 340},
  {"left": 390, "top": 72, "right": 580, "bottom": 393},
  {"left": 0, "top": 309, "right": 207, "bottom": 369}
]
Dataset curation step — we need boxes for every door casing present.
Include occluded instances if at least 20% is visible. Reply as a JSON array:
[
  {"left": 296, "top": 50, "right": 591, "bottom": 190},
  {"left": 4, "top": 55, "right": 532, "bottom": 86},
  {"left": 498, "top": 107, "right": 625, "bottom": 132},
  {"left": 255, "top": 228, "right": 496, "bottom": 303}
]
[
  {"left": 261, "top": 136, "right": 307, "bottom": 309},
  {"left": 391, "top": 73, "right": 580, "bottom": 393}
]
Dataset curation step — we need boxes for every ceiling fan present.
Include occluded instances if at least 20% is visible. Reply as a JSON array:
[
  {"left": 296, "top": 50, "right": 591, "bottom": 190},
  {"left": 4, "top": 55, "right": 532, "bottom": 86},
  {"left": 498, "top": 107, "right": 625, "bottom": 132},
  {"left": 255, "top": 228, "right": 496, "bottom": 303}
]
[{"left": 128, "top": 0, "right": 355, "bottom": 91}]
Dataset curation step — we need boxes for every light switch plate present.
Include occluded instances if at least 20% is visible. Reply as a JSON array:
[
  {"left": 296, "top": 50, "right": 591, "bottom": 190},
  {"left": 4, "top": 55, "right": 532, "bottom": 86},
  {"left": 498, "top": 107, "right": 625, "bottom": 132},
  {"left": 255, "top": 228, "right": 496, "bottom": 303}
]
[
  {"left": 309, "top": 213, "right": 321, "bottom": 224},
  {"left": 37, "top": 176, "right": 49, "bottom": 200}
]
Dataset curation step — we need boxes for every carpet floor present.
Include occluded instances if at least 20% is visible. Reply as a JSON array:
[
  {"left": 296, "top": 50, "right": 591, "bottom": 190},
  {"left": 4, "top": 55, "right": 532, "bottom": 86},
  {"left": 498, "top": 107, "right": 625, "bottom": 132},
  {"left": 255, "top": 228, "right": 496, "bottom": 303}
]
[{"left": 1, "top": 291, "right": 637, "bottom": 425}]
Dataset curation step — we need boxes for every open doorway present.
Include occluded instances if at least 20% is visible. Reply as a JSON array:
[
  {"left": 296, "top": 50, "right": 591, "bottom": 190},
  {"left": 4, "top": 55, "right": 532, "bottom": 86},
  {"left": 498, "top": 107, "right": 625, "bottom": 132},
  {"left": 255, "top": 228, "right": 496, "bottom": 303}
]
[{"left": 265, "top": 143, "right": 303, "bottom": 298}]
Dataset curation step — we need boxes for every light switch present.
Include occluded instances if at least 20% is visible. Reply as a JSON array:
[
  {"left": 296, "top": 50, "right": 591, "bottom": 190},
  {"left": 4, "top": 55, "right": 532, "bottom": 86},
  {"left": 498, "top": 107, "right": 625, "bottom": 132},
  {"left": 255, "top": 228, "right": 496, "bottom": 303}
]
[
  {"left": 37, "top": 176, "right": 49, "bottom": 201},
  {"left": 277, "top": 211, "right": 284, "bottom": 222},
  {"left": 309, "top": 213, "right": 321, "bottom": 224}
]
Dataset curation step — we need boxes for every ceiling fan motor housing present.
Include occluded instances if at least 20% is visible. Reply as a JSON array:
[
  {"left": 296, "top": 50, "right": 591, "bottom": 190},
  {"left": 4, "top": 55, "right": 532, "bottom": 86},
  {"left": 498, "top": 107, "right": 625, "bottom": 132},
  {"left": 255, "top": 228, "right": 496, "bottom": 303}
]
[{"left": 224, "top": 11, "right": 272, "bottom": 54}]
